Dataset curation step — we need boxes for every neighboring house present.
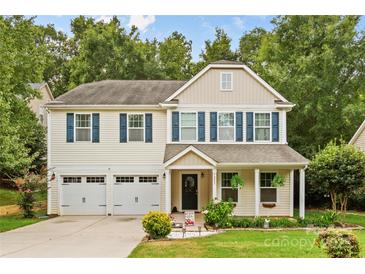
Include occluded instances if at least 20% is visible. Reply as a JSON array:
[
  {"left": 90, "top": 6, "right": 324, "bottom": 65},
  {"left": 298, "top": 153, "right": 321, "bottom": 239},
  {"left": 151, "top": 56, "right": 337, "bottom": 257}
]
[
  {"left": 45, "top": 60, "right": 308, "bottom": 218},
  {"left": 29, "top": 83, "right": 54, "bottom": 126},
  {"left": 349, "top": 119, "right": 365, "bottom": 151}
]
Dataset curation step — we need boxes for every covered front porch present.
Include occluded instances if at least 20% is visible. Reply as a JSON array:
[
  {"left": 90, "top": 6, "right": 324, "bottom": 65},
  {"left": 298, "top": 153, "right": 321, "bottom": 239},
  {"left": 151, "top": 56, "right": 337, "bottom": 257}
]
[{"left": 163, "top": 144, "right": 308, "bottom": 218}]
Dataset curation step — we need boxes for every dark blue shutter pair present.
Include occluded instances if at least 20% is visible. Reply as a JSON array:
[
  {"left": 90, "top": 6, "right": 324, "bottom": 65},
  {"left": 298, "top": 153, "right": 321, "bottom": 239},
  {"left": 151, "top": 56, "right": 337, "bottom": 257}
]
[
  {"left": 120, "top": 113, "right": 153, "bottom": 143},
  {"left": 66, "top": 113, "right": 100, "bottom": 143},
  {"left": 272, "top": 112, "right": 279, "bottom": 142}
]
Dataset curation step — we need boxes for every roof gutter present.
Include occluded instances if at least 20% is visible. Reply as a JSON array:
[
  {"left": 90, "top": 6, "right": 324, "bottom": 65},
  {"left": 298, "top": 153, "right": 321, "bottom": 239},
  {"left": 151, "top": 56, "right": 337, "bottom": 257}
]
[
  {"left": 217, "top": 162, "right": 309, "bottom": 168},
  {"left": 45, "top": 104, "right": 162, "bottom": 110}
]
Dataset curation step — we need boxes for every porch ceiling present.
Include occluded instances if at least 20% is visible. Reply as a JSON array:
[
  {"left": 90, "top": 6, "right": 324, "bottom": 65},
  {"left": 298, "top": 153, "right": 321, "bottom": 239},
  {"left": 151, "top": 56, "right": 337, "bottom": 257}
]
[{"left": 164, "top": 144, "right": 309, "bottom": 166}]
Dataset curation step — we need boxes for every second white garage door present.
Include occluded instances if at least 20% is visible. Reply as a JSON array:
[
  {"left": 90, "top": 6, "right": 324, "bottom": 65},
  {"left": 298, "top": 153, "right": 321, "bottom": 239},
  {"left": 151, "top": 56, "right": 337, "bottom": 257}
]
[{"left": 113, "top": 175, "right": 160, "bottom": 215}]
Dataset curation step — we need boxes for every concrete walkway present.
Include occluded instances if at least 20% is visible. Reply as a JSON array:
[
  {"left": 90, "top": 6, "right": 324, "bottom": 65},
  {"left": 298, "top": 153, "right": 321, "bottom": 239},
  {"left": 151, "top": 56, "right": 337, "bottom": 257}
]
[{"left": 0, "top": 216, "right": 145, "bottom": 258}]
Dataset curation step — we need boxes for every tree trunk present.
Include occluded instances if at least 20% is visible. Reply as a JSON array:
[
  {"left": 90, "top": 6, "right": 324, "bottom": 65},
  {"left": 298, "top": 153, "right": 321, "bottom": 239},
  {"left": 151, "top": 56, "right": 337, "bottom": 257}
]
[
  {"left": 338, "top": 194, "right": 348, "bottom": 213},
  {"left": 330, "top": 191, "right": 337, "bottom": 211}
]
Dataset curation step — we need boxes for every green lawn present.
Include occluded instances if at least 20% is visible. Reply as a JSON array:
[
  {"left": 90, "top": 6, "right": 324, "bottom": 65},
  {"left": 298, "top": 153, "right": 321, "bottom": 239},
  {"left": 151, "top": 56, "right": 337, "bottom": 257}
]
[
  {"left": 0, "top": 210, "right": 47, "bottom": 233},
  {"left": 0, "top": 187, "right": 46, "bottom": 206},
  {"left": 129, "top": 211, "right": 365, "bottom": 258}
]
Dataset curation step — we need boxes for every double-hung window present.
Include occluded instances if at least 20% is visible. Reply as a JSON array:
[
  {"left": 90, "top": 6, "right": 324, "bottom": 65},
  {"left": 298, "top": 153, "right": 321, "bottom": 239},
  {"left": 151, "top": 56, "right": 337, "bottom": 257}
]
[
  {"left": 75, "top": 114, "right": 91, "bottom": 141},
  {"left": 220, "top": 72, "right": 233, "bottom": 91},
  {"left": 180, "top": 112, "right": 197, "bottom": 141},
  {"left": 218, "top": 112, "right": 234, "bottom": 141},
  {"left": 128, "top": 114, "right": 144, "bottom": 142},
  {"left": 260, "top": 172, "right": 277, "bottom": 203},
  {"left": 221, "top": 172, "right": 238, "bottom": 202},
  {"left": 255, "top": 113, "right": 270, "bottom": 141}
]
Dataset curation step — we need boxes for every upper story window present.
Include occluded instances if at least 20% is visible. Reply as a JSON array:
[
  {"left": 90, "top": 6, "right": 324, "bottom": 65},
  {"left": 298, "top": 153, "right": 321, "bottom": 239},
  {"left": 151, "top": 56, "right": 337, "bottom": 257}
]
[
  {"left": 220, "top": 72, "right": 233, "bottom": 91},
  {"left": 255, "top": 113, "right": 270, "bottom": 141},
  {"left": 218, "top": 112, "right": 234, "bottom": 141},
  {"left": 260, "top": 172, "right": 277, "bottom": 203},
  {"left": 75, "top": 114, "right": 91, "bottom": 141},
  {"left": 128, "top": 114, "right": 144, "bottom": 142},
  {"left": 181, "top": 112, "right": 197, "bottom": 141}
]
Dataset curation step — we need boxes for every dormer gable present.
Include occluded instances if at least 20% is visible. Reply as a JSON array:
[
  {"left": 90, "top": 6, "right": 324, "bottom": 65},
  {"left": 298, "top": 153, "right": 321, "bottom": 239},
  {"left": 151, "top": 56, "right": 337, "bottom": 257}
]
[{"left": 165, "top": 61, "right": 293, "bottom": 107}]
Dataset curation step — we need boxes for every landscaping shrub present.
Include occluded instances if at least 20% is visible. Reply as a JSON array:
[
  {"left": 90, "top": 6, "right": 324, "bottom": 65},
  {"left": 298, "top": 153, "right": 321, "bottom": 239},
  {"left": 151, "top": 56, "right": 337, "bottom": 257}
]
[
  {"left": 270, "top": 218, "right": 299, "bottom": 228},
  {"left": 202, "top": 200, "right": 234, "bottom": 228},
  {"left": 230, "top": 217, "right": 299, "bottom": 228},
  {"left": 17, "top": 189, "right": 36, "bottom": 218},
  {"left": 315, "top": 230, "right": 360, "bottom": 258},
  {"left": 298, "top": 210, "right": 339, "bottom": 228},
  {"left": 16, "top": 173, "right": 47, "bottom": 218},
  {"left": 142, "top": 211, "right": 172, "bottom": 239}
]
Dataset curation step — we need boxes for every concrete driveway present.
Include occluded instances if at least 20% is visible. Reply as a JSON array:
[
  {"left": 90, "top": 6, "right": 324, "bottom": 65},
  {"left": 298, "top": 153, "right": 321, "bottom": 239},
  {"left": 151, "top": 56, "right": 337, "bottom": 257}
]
[{"left": 0, "top": 216, "right": 145, "bottom": 258}]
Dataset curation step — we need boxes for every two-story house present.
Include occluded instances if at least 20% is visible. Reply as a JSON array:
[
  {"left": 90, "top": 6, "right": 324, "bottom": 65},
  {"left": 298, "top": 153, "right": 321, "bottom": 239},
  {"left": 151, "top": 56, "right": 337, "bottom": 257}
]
[
  {"left": 349, "top": 119, "right": 365, "bottom": 151},
  {"left": 45, "top": 60, "right": 308, "bottom": 218}
]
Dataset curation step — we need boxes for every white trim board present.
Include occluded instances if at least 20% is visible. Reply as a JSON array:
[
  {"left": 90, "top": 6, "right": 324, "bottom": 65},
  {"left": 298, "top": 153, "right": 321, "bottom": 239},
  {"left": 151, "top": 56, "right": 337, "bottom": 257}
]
[{"left": 165, "top": 63, "right": 289, "bottom": 103}]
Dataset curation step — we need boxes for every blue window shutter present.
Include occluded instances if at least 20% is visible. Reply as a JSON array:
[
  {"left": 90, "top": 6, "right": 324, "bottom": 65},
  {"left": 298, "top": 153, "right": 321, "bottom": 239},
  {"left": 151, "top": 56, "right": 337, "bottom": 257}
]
[
  {"left": 145, "top": 113, "right": 153, "bottom": 143},
  {"left": 66, "top": 113, "right": 74, "bottom": 143},
  {"left": 198, "top": 112, "right": 205, "bottom": 142},
  {"left": 236, "top": 112, "right": 243, "bottom": 142},
  {"left": 92, "top": 113, "right": 100, "bottom": 143},
  {"left": 246, "top": 112, "right": 253, "bottom": 142},
  {"left": 172, "top": 111, "right": 179, "bottom": 141},
  {"left": 119, "top": 113, "right": 127, "bottom": 143},
  {"left": 272, "top": 112, "right": 279, "bottom": 142},
  {"left": 210, "top": 112, "right": 217, "bottom": 142}
]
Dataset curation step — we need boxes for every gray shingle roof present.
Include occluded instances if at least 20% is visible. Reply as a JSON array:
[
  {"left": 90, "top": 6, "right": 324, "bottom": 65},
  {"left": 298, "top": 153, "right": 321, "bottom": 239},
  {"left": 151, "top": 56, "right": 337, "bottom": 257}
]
[
  {"left": 164, "top": 144, "right": 309, "bottom": 165},
  {"left": 211, "top": 60, "right": 244, "bottom": 65},
  {"left": 50, "top": 80, "right": 187, "bottom": 105}
]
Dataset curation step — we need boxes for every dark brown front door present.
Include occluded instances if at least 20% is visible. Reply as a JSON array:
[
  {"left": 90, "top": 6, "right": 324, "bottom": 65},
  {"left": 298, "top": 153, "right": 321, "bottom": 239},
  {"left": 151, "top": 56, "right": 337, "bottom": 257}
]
[{"left": 182, "top": 174, "right": 198, "bottom": 210}]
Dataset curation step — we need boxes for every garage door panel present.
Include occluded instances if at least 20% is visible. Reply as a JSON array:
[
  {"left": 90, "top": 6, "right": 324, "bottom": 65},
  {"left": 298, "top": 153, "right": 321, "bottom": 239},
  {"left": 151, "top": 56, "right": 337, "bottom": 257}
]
[
  {"left": 61, "top": 176, "right": 106, "bottom": 215},
  {"left": 113, "top": 176, "right": 160, "bottom": 215}
]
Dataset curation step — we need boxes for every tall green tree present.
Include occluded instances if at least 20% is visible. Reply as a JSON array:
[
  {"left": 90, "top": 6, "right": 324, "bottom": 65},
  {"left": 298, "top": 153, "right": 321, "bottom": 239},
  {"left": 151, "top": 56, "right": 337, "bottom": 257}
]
[
  {"left": 68, "top": 16, "right": 144, "bottom": 88},
  {"left": 0, "top": 16, "right": 47, "bottom": 178},
  {"left": 239, "top": 16, "right": 365, "bottom": 157},
  {"left": 159, "top": 32, "right": 193, "bottom": 80},
  {"left": 199, "top": 27, "right": 237, "bottom": 69}
]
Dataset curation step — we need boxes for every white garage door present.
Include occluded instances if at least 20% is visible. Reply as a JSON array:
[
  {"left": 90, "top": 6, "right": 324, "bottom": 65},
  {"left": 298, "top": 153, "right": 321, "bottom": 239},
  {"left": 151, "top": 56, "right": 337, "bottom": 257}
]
[
  {"left": 113, "top": 175, "right": 160, "bottom": 215},
  {"left": 61, "top": 176, "right": 106, "bottom": 215}
]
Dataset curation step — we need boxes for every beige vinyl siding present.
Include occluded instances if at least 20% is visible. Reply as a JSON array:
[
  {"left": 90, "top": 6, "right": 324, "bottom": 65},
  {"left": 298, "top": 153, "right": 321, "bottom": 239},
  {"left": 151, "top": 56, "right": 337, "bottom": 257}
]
[
  {"left": 176, "top": 68, "right": 279, "bottom": 105},
  {"left": 353, "top": 127, "right": 365, "bottom": 152},
  {"left": 50, "top": 109, "right": 166, "bottom": 165},
  {"left": 171, "top": 151, "right": 212, "bottom": 166},
  {"left": 49, "top": 180, "right": 59, "bottom": 214}
]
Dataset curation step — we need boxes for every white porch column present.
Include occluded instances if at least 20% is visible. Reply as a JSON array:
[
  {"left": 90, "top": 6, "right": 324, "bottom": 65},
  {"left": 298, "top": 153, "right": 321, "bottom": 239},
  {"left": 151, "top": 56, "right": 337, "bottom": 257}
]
[
  {"left": 212, "top": 168, "right": 217, "bottom": 200},
  {"left": 289, "top": 170, "right": 294, "bottom": 217},
  {"left": 299, "top": 169, "right": 305, "bottom": 219},
  {"left": 165, "top": 169, "right": 171, "bottom": 213},
  {"left": 254, "top": 168, "right": 260, "bottom": 217}
]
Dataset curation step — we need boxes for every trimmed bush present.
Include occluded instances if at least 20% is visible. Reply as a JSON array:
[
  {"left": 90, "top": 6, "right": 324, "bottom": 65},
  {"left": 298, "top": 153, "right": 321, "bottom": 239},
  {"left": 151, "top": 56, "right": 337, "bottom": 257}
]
[
  {"left": 142, "top": 211, "right": 172, "bottom": 239},
  {"left": 202, "top": 200, "right": 234, "bottom": 228},
  {"left": 316, "top": 230, "right": 360, "bottom": 258}
]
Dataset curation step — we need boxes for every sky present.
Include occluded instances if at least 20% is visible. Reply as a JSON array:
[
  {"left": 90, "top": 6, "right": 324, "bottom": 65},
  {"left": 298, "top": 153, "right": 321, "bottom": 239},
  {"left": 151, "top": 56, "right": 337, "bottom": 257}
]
[{"left": 33, "top": 15, "right": 365, "bottom": 61}]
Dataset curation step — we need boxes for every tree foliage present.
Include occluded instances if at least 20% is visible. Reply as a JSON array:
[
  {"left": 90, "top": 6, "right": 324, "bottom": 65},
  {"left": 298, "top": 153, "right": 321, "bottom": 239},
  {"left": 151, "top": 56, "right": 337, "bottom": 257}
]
[
  {"left": 0, "top": 16, "right": 47, "bottom": 178},
  {"left": 307, "top": 141, "right": 365, "bottom": 212}
]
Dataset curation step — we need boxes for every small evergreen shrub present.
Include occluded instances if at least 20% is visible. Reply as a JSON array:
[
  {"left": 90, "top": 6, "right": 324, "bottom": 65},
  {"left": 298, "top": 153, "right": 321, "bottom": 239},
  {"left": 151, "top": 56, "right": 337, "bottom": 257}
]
[
  {"left": 203, "top": 200, "right": 234, "bottom": 228},
  {"left": 316, "top": 230, "right": 360, "bottom": 258},
  {"left": 142, "top": 211, "right": 172, "bottom": 239}
]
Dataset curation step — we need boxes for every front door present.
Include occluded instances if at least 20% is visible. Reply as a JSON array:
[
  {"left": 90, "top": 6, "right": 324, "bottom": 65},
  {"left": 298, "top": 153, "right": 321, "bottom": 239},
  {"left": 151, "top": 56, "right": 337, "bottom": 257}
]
[{"left": 182, "top": 174, "right": 198, "bottom": 210}]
